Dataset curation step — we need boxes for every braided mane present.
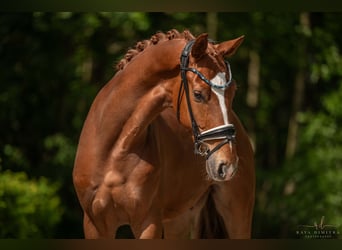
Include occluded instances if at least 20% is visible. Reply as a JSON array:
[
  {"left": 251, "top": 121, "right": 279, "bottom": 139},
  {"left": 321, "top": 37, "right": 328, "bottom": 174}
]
[{"left": 116, "top": 29, "right": 195, "bottom": 71}]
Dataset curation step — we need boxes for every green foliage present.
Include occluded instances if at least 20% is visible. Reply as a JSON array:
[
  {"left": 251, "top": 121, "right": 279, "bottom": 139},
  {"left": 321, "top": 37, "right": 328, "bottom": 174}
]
[
  {"left": 44, "top": 134, "right": 76, "bottom": 179},
  {"left": 2, "top": 144, "right": 30, "bottom": 172},
  {"left": 254, "top": 47, "right": 342, "bottom": 238},
  {"left": 0, "top": 170, "right": 63, "bottom": 238},
  {"left": 297, "top": 81, "right": 342, "bottom": 224}
]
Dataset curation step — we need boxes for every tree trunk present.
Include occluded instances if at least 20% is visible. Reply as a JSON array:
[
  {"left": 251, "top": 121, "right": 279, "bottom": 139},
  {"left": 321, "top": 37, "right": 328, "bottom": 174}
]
[
  {"left": 246, "top": 50, "right": 260, "bottom": 151},
  {"left": 285, "top": 12, "right": 310, "bottom": 159},
  {"left": 285, "top": 70, "right": 306, "bottom": 158},
  {"left": 246, "top": 50, "right": 260, "bottom": 109},
  {"left": 206, "top": 12, "right": 218, "bottom": 40}
]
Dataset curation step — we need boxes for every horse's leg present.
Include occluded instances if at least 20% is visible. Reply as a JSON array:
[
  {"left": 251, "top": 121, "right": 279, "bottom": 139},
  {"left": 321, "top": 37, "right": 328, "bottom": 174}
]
[
  {"left": 83, "top": 211, "right": 118, "bottom": 238},
  {"left": 81, "top": 185, "right": 120, "bottom": 239},
  {"left": 83, "top": 213, "right": 99, "bottom": 238},
  {"left": 163, "top": 191, "right": 210, "bottom": 239},
  {"left": 163, "top": 210, "right": 193, "bottom": 239},
  {"left": 126, "top": 159, "right": 163, "bottom": 239},
  {"left": 83, "top": 213, "right": 110, "bottom": 238},
  {"left": 213, "top": 183, "right": 255, "bottom": 239},
  {"left": 130, "top": 207, "right": 163, "bottom": 239}
]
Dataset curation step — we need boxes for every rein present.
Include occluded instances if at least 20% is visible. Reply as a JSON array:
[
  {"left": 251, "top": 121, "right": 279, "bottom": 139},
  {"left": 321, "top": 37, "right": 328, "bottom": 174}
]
[{"left": 178, "top": 40, "right": 236, "bottom": 159}]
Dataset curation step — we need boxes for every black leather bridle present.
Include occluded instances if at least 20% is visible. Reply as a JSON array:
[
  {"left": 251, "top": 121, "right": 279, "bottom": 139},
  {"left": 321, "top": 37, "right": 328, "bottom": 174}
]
[{"left": 177, "top": 40, "right": 236, "bottom": 159}]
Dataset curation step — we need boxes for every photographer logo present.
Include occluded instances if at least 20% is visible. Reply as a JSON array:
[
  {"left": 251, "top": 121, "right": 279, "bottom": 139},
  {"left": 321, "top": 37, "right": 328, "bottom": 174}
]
[{"left": 296, "top": 216, "right": 340, "bottom": 239}]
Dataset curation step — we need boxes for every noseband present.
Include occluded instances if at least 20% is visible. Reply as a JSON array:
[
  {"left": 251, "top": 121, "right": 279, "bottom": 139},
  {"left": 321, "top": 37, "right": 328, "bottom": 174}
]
[{"left": 178, "top": 40, "right": 236, "bottom": 159}]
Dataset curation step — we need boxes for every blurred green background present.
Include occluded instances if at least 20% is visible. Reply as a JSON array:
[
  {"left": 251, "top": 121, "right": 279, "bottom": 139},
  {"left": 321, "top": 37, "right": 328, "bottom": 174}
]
[{"left": 0, "top": 12, "right": 341, "bottom": 238}]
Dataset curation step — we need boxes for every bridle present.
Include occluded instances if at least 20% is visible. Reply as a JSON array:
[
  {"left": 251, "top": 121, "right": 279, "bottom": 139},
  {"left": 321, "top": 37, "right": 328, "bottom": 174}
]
[{"left": 177, "top": 40, "right": 236, "bottom": 159}]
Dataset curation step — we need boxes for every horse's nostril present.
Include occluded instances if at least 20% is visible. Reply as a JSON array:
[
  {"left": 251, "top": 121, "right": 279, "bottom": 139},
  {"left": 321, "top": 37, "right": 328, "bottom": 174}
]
[{"left": 218, "top": 163, "right": 227, "bottom": 179}]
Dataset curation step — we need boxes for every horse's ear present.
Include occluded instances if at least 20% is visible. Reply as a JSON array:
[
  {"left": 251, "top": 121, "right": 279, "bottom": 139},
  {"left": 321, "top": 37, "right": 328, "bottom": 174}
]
[
  {"left": 216, "top": 35, "right": 245, "bottom": 57},
  {"left": 191, "top": 33, "right": 208, "bottom": 60}
]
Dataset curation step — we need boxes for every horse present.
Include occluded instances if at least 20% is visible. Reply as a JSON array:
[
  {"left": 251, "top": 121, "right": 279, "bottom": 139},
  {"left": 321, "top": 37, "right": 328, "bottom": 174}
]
[{"left": 72, "top": 29, "right": 255, "bottom": 239}]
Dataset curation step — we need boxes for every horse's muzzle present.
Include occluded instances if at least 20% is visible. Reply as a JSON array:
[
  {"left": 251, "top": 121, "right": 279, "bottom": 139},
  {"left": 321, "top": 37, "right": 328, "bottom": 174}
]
[{"left": 206, "top": 158, "right": 239, "bottom": 182}]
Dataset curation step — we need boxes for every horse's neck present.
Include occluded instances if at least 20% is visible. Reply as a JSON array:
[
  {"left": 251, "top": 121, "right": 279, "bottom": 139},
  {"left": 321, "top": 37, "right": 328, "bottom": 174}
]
[{"left": 97, "top": 40, "right": 185, "bottom": 158}]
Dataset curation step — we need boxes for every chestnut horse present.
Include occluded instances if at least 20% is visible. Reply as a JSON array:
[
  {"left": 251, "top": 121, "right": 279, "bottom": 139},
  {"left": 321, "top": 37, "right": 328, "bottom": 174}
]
[{"left": 73, "top": 29, "right": 255, "bottom": 239}]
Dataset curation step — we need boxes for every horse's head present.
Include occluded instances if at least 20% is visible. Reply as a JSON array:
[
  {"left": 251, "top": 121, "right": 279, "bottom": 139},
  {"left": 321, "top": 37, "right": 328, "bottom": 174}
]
[{"left": 177, "top": 33, "right": 244, "bottom": 182}]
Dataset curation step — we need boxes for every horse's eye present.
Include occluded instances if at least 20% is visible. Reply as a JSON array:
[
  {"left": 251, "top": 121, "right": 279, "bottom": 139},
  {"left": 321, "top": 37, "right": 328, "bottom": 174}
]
[{"left": 193, "top": 90, "right": 204, "bottom": 102}]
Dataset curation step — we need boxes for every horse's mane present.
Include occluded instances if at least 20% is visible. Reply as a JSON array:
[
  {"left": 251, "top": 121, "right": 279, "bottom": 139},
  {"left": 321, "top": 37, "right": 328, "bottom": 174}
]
[{"left": 116, "top": 29, "right": 196, "bottom": 71}]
